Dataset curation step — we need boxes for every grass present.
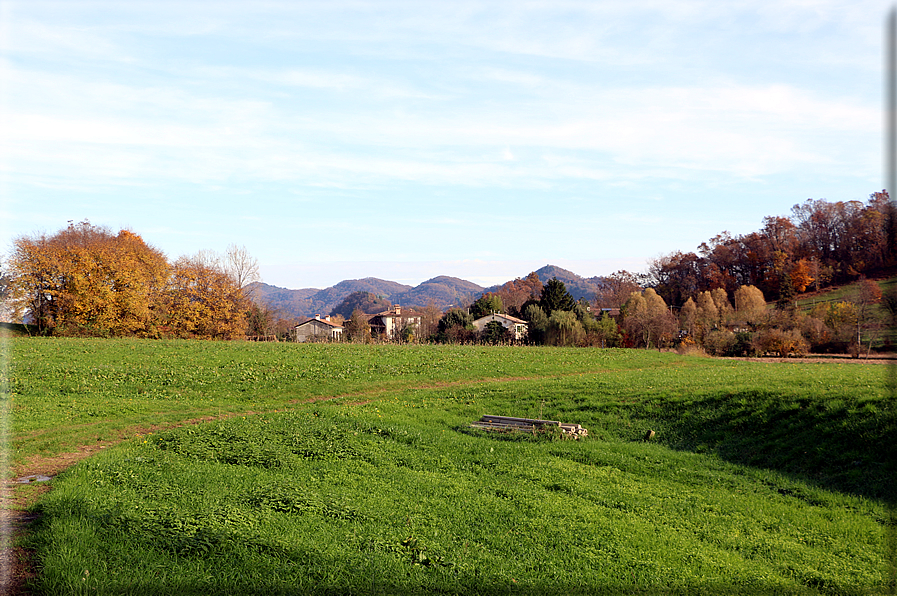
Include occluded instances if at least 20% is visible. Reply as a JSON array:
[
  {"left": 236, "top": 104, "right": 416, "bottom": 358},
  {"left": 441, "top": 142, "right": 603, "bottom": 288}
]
[{"left": 6, "top": 339, "right": 896, "bottom": 594}]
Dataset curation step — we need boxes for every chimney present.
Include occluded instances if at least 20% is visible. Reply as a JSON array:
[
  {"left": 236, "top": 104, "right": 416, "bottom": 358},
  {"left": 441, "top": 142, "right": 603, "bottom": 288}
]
[
  {"left": 394, "top": 305, "right": 401, "bottom": 315},
  {"left": 314, "top": 314, "right": 321, "bottom": 320}
]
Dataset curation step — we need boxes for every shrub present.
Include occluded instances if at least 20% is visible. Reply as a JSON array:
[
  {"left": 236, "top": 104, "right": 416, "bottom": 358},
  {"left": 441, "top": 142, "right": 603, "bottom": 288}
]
[
  {"left": 702, "top": 329, "right": 736, "bottom": 356},
  {"left": 675, "top": 336, "right": 707, "bottom": 357},
  {"left": 752, "top": 328, "right": 809, "bottom": 357}
]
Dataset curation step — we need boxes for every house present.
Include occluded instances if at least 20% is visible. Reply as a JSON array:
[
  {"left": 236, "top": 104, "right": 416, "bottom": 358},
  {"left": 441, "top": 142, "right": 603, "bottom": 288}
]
[
  {"left": 367, "top": 305, "right": 421, "bottom": 340},
  {"left": 294, "top": 315, "right": 344, "bottom": 342},
  {"left": 472, "top": 312, "right": 528, "bottom": 341},
  {"left": 598, "top": 308, "right": 621, "bottom": 320}
]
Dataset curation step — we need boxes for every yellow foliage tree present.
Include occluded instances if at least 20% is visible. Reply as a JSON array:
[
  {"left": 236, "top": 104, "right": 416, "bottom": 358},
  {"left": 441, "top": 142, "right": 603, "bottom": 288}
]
[
  {"left": 733, "top": 285, "right": 767, "bottom": 326},
  {"left": 623, "top": 288, "right": 676, "bottom": 349}
]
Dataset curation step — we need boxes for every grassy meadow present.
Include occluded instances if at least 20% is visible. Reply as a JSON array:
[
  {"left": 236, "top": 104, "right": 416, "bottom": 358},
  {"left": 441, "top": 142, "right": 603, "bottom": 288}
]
[{"left": 5, "top": 339, "right": 896, "bottom": 595}]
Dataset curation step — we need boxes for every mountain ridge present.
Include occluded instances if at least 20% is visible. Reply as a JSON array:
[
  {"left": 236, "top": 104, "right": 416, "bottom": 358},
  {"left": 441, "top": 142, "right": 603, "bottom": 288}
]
[{"left": 250, "top": 264, "right": 604, "bottom": 319}]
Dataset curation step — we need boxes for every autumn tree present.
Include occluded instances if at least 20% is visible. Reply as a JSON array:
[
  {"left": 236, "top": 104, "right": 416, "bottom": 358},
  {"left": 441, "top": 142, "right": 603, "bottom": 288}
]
[
  {"left": 344, "top": 309, "right": 372, "bottom": 342},
  {"left": 648, "top": 251, "right": 703, "bottom": 307},
  {"left": 10, "top": 221, "right": 169, "bottom": 335},
  {"left": 495, "top": 271, "right": 543, "bottom": 317},
  {"left": 494, "top": 272, "right": 543, "bottom": 316},
  {"left": 733, "top": 285, "right": 767, "bottom": 327},
  {"left": 710, "top": 288, "right": 733, "bottom": 324},
  {"left": 693, "top": 291, "right": 719, "bottom": 341},
  {"left": 789, "top": 259, "right": 815, "bottom": 294},
  {"left": 164, "top": 252, "right": 246, "bottom": 339},
  {"left": 246, "top": 302, "right": 275, "bottom": 339},
  {"left": 594, "top": 270, "right": 642, "bottom": 309},
  {"left": 679, "top": 297, "right": 697, "bottom": 338},
  {"left": 622, "top": 288, "right": 677, "bottom": 349}
]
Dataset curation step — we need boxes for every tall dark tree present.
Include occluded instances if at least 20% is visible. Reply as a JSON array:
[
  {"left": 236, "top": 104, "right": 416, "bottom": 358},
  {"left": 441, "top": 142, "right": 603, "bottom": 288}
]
[{"left": 539, "top": 278, "right": 576, "bottom": 317}]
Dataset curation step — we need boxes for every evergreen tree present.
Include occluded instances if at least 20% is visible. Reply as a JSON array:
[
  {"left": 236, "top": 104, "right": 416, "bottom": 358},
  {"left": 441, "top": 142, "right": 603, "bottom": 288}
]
[{"left": 539, "top": 278, "right": 576, "bottom": 317}]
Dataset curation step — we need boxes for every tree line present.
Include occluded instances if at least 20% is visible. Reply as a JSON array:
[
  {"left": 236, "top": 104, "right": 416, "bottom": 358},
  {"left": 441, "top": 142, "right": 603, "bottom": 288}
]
[
  {"left": 5, "top": 190, "right": 894, "bottom": 354},
  {"left": 5, "top": 221, "right": 261, "bottom": 339},
  {"left": 645, "top": 191, "right": 893, "bottom": 307}
]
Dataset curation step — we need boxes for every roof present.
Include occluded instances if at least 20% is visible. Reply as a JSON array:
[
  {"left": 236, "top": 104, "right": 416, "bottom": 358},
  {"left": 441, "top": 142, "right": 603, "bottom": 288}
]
[
  {"left": 295, "top": 318, "right": 344, "bottom": 330},
  {"left": 371, "top": 306, "right": 418, "bottom": 318},
  {"left": 473, "top": 313, "right": 527, "bottom": 325}
]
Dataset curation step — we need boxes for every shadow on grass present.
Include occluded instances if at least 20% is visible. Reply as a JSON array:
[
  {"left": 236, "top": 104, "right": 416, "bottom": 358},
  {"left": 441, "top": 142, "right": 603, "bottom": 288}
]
[
  {"left": 63, "top": 582, "right": 850, "bottom": 596},
  {"left": 634, "top": 390, "right": 897, "bottom": 505}
]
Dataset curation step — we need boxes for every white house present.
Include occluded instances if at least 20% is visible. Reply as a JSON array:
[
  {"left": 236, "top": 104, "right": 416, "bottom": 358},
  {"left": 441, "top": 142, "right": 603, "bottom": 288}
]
[
  {"left": 294, "top": 315, "right": 344, "bottom": 342},
  {"left": 368, "top": 305, "right": 421, "bottom": 340},
  {"left": 472, "top": 313, "right": 528, "bottom": 341}
]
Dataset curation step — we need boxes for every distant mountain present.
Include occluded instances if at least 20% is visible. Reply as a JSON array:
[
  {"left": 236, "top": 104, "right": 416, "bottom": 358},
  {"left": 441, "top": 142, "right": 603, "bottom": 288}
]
[
  {"left": 248, "top": 277, "right": 412, "bottom": 319},
  {"left": 532, "top": 265, "right": 601, "bottom": 302},
  {"left": 393, "top": 276, "right": 483, "bottom": 309},
  {"left": 310, "top": 278, "right": 412, "bottom": 314},
  {"left": 250, "top": 265, "right": 603, "bottom": 320}
]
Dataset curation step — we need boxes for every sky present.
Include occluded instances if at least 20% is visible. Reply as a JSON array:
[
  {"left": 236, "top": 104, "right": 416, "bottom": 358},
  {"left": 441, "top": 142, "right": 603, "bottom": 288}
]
[{"left": 0, "top": 1, "right": 891, "bottom": 290}]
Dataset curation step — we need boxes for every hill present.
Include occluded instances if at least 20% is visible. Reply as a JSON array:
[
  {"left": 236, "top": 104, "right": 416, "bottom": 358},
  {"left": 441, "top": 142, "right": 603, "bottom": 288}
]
[
  {"left": 532, "top": 264, "right": 601, "bottom": 302},
  {"left": 250, "top": 277, "right": 484, "bottom": 320},
  {"left": 392, "top": 276, "right": 483, "bottom": 309}
]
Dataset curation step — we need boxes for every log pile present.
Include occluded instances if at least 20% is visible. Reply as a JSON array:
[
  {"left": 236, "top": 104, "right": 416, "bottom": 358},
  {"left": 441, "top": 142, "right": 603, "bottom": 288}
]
[{"left": 470, "top": 415, "right": 588, "bottom": 439}]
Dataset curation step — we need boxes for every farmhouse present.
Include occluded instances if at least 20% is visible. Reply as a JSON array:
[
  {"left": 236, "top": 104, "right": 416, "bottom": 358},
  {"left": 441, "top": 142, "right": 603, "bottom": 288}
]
[
  {"left": 294, "top": 315, "right": 344, "bottom": 342},
  {"left": 368, "top": 305, "right": 420, "bottom": 340},
  {"left": 472, "top": 312, "right": 528, "bottom": 341}
]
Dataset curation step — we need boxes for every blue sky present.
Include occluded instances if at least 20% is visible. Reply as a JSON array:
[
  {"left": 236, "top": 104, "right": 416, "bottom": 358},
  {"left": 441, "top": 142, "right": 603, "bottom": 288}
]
[{"left": 0, "top": 1, "right": 889, "bottom": 289}]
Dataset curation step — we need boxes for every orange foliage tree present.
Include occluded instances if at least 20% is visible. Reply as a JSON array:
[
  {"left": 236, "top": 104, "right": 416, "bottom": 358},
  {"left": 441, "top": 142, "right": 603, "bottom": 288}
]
[
  {"left": 11, "top": 221, "right": 255, "bottom": 339},
  {"left": 10, "top": 222, "right": 168, "bottom": 335},
  {"left": 494, "top": 272, "right": 543, "bottom": 316},
  {"left": 164, "top": 251, "right": 248, "bottom": 339}
]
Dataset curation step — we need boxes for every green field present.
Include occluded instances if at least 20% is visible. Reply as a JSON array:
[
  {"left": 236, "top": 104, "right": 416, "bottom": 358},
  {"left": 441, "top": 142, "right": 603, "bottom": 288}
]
[{"left": 5, "top": 339, "right": 896, "bottom": 595}]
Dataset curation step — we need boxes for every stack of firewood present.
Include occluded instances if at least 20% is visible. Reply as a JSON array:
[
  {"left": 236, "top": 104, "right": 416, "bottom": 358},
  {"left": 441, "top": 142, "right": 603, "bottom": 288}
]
[{"left": 470, "top": 415, "right": 588, "bottom": 439}]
